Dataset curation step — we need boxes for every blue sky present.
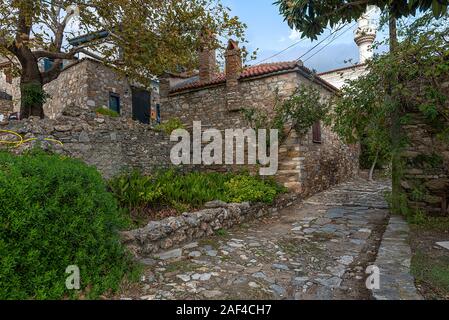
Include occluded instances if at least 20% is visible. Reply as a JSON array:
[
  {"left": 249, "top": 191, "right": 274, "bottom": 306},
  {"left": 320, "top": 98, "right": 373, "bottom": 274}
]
[{"left": 222, "top": 0, "right": 387, "bottom": 72}]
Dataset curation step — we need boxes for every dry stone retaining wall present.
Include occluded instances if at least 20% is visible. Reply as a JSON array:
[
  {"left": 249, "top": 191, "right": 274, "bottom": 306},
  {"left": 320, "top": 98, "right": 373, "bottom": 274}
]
[
  {"left": 402, "top": 112, "right": 449, "bottom": 216},
  {"left": 120, "top": 194, "right": 299, "bottom": 257}
]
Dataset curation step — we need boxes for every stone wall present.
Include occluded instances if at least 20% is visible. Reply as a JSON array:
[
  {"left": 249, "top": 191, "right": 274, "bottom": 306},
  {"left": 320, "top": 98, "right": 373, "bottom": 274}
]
[
  {"left": 280, "top": 126, "right": 360, "bottom": 197},
  {"left": 12, "top": 59, "right": 133, "bottom": 119},
  {"left": 121, "top": 193, "right": 299, "bottom": 257},
  {"left": 318, "top": 65, "right": 368, "bottom": 90},
  {"left": 0, "top": 105, "right": 173, "bottom": 179},
  {"left": 162, "top": 70, "right": 359, "bottom": 195},
  {"left": 0, "top": 72, "right": 12, "bottom": 96},
  {"left": 402, "top": 112, "right": 449, "bottom": 216},
  {"left": 0, "top": 97, "right": 12, "bottom": 117},
  {"left": 41, "top": 61, "right": 89, "bottom": 119}
]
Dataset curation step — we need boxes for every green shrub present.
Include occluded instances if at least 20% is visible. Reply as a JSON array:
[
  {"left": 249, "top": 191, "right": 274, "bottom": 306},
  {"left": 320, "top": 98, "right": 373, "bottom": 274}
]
[
  {"left": 109, "top": 170, "right": 286, "bottom": 214},
  {"left": 0, "top": 150, "right": 134, "bottom": 299},
  {"left": 155, "top": 118, "right": 185, "bottom": 135},
  {"left": 108, "top": 170, "right": 162, "bottom": 209},
  {"left": 95, "top": 107, "right": 120, "bottom": 117},
  {"left": 224, "top": 175, "right": 284, "bottom": 204}
]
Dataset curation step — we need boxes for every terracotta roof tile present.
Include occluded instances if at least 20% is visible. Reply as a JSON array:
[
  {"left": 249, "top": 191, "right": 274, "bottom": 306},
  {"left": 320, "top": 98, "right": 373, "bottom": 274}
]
[{"left": 170, "top": 61, "right": 300, "bottom": 93}]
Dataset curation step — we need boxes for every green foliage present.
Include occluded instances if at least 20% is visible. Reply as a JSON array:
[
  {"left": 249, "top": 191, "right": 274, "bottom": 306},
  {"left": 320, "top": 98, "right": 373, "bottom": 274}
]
[
  {"left": 224, "top": 175, "right": 285, "bottom": 204},
  {"left": 411, "top": 153, "right": 444, "bottom": 171},
  {"left": 95, "top": 107, "right": 120, "bottom": 117},
  {"left": 412, "top": 251, "right": 449, "bottom": 297},
  {"left": 244, "top": 85, "right": 329, "bottom": 142},
  {"left": 108, "top": 170, "right": 162, "bottom": 209},
  {"left": 330, "top": 13, "right": 449, "bottom": 210},
  {"left": 109, "top": 170, "right": 286, "bottom": 213},
  {"left": 275, "top": 0, "right": 448, "bottom": 40},
  {"left": 410, "top": 185, "right": 427, "bottom": 202},
  {"left": 155, "top": 118, "right": 185, "bottom": 135},
  {"left": 21, "top": 83, "right": 50, "bottom": 108},
  {"left": 407, "top": 209, "right": 428, "bottom": 225},
  {"left": 215, "top": 228, "right": 228, "bottom": 237},
  {"left": 0, "top": 151, "right": 134, "bottom": 299}
]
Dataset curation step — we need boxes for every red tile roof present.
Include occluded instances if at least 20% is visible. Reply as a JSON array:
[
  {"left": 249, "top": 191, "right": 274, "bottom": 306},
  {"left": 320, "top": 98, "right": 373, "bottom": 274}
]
[{"left": 170, "top": 61, "right": 338, "bottom": 93}]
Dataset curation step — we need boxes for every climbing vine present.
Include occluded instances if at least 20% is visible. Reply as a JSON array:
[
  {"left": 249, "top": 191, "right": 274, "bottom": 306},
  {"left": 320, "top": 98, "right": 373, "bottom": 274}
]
[{"left": 243, "top": 84, "right": 330, "bottom": 143}]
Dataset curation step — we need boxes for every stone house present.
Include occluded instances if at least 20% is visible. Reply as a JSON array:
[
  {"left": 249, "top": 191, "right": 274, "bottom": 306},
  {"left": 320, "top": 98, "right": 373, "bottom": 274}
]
[
  {"left": 0, "top": 60, "right": 13, "bottom": 120},
  {"left": 6, "top": 58, "right": 160, "bottom": 124},
  {"left": 0, "top": 90, "right": 12, "bottom": 121},
  {"left": 160, "top": 40, "right": 360, "bottom": 196}
]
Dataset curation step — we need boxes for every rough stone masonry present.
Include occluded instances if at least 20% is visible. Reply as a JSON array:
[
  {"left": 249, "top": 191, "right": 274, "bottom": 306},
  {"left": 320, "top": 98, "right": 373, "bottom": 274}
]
[
  {"left": 0, "top": 105, "right": 173, "bottom": 179},
  {"left": 161, "top": 39, "right": 360, "bottom": 197}
]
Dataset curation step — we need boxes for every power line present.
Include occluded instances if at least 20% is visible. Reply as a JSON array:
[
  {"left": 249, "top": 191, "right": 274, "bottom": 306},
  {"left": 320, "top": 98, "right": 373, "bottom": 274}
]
[
  {"left": 253, "top": 24, "right": 347, "bottom": 66},
  {"left": 303, "top": 22, "right": 357, "bottom": 63},
  {"left": 253, "top": 37, "right": 307, "bottom": 65},
  {"left": 296, "top": 23, "right": 349, "bottom": 62}
]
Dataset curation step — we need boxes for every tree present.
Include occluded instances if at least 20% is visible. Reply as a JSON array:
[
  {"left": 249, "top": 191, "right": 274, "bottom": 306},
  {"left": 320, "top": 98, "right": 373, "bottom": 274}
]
[
  {"left": 328, "top": 63, "right": 392, "bottom": 181},
  {"left": 0, "top": 0, "right": 247, "bottom": 118},
  {"left": 329, "top": 12, "right": 449, "bottom": 211},
  {"left": 275, "top": 0, "right": 447, "bottom": 40},
  {"left": 275, "top": 0, "right": 447, "bottom": 212}
]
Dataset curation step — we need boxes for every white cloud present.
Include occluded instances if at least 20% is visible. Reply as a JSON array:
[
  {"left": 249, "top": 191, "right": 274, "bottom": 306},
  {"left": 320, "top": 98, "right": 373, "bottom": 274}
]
[{"left": 289, "top": 29, "right": 301, "bottom": 41}]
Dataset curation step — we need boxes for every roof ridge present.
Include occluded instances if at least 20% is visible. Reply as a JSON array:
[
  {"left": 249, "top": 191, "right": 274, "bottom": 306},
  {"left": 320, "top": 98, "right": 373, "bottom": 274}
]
[{"left": 169, "top": 60, "right": 340, "bottom": 94}]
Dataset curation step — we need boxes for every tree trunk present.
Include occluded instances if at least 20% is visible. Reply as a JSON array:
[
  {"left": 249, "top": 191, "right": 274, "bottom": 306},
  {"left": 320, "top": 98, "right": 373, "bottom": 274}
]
[
  {"left": 388, "top": 12, "right": 402, "bottom": 214},
  {"left": 19, "top": 60, "right": 45, "bottom": 119},
  {"left": 369, "top": 150, "right": 379, "bottom": 181}
]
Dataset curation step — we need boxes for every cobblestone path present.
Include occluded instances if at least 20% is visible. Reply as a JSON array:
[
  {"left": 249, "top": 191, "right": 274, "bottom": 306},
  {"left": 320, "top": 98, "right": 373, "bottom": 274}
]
[{"left": 118, "top": 179, "right": 391, "bottom": 300}]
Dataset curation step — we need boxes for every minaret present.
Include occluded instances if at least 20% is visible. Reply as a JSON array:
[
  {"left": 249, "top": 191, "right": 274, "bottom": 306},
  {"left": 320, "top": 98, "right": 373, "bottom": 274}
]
[{"left": 354, "top": 6, "right": 377, "bottom": 64}]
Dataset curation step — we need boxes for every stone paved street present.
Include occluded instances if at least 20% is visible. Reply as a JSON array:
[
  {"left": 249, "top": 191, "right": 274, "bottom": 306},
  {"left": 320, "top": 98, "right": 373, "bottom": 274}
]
[{"left": 118, "top": 179, "right": 392, "bottom": 300}]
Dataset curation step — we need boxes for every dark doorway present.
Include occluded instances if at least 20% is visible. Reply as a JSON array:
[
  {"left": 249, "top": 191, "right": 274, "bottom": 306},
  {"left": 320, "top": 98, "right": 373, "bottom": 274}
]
[{"left": 131, "top": 87, "right": 151, "bottom": 124}]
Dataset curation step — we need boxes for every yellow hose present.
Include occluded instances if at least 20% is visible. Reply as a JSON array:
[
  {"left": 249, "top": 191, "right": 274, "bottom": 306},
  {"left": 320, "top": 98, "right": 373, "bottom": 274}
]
[{"left": 0, "top": 129, "right": 63, "bottom": 148}]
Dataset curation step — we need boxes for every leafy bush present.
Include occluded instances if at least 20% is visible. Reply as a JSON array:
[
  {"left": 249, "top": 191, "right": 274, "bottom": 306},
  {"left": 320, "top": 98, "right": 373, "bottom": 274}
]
[
  {"left": 0, "top": 150, "right": 134, "bottom": 299},
  {"left": 108, "top": 170, "right": 162, "bottom": 209},
  {"left": 21, "top": 83, "right": 50, "bottom": 109},
  {"left": 95, "top": 107, "right": 120, "bottom": 117},
  {"left": 224, "top": 175, "right": 285, "bottom": 204},
  {"left": 155, "top": 118, "right": 185, "bottom": 135},
  {"left": 109, "top": 170, "right": 286, "bottom": 214}
]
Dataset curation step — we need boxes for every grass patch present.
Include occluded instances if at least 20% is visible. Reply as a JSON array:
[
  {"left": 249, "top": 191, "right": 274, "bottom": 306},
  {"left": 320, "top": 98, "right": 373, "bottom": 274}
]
[
  {"left": 411, "top": 251, "right": 449, "bottom": 299},
  {"left": 215, "top": 228, "right": 229, "bottom": 237},
  {"left": 165, "top": 260, "right": 199, "bottom": 274},
  {"left": 408, "top": 214, "right": 449, "bottom": 231},
  {"left": 95, "top": 107, "right": 119, "bottom": 117},
  {"left": 155, "top": 118, "right": 184, "bottom": 135}
]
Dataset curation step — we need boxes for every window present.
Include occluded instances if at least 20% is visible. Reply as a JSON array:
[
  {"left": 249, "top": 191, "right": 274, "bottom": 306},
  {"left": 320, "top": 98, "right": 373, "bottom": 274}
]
[
  {"left": 109, "top": 93, "right": 120, "bottom": 114},
  {"left": 43, "top": 58, "right": 63, "bottom": 72},
  {"left": 156, "top": 104, "right": 161, "bottom": 124},
  {"left": 312, "top": 121, "right": 322, "bottom": 143}
]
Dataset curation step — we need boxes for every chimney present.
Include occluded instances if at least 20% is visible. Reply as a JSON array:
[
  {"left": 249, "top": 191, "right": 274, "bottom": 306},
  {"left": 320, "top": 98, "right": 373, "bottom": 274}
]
[
  {"left": 198, "top": 32, "right": 217, "bottom": 83},
  {"left": 159, "top": 74, "right": 170, "bottom": 99},
  {"left": 225, "top": 39, "right": 242, "bottom": 111}
]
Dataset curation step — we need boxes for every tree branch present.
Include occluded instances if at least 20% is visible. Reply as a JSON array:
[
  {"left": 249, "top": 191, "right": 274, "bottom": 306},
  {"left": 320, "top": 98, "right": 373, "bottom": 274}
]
[{"left": 32, "top": 44, "right": 89, "bottom": 59}]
